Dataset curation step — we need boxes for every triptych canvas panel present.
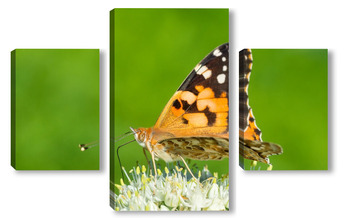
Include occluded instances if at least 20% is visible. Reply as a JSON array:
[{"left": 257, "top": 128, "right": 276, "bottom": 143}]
[
  {"left": 239, "top": 49, "right": 328, "bottom": 170},
  {"left": 110, "top": 8, "right": 230, "bottom": 211},
  {"left": 11, "top": 49, "right": 99, "bottom": 170}
]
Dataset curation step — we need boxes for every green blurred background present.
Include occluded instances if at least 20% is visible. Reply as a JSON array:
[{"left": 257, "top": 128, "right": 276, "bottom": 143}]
[
  {"left": 111, "top": 9, "right": 229, "bottom": 186},
  {"left": 12, "top": 49, "right": 99, "bottom": 170},
  {"left": 242, "top": 49, "right": 328, "bottom": 170}
]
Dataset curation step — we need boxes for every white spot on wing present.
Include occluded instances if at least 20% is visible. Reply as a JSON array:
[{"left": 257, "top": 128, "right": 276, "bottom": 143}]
[
  {"left": 213, "top": 49, "right": 222, "bottom": 57},
  {"left": 194, "top": 64, "right": 201, "bottom": 72},
  {"left": 223, "top": 65, "right": 227, "bottom": 71},
  {"left": 203, "top": 70, "right": 212, "bottom": 79},
  {"left": 217, "top": 74, "right": 226, "bottom": 84},
  {"left": 222, "top": 57, "right": 226, "bottom": 62},
  {"left": 196, "top": 65, "right": 208, "bottom": 75}
]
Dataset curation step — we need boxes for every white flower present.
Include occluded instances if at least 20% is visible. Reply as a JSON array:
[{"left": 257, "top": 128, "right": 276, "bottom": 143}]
[
  {"left": 164, "top": 190, "right": 180, "bottom": 208},
  {"left": 145, "top": 200, "right": 159, "bottom": 211},
  {"left": 111, "top": 165, "right": 229, "bottom": 211},
  {"left": 206, "top": 198, "right": 226, "bottom": 211},
  {"left": 207, "top": 183, "right": 219, "bottom": 198}
]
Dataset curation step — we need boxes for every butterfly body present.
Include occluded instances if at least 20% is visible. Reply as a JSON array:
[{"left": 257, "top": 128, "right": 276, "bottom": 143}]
[
  {"left": 134, "top": 127, "right": 229, "bottom": 162},
  {"left": 132, "top": 43, "right": 229, "bottom": 166}
]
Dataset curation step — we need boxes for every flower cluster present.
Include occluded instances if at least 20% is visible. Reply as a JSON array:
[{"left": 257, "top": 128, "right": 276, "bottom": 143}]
[{"left": 112, "top": 165, "right": 229, "bottom": 211}]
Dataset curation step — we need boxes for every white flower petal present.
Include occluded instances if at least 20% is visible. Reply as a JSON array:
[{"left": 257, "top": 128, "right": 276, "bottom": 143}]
[
  {"left": 160, "top": 205, "right": 170, "bottom": 211},
  {"left": 164, "top": 191, "right": 180, "bottom": 208}
]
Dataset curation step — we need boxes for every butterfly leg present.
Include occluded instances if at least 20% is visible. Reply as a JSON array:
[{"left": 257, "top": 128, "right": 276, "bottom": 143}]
[
  {"left": 144, "top": 142, "right": 158, "bottom": 178},
  {"left": 178, "top": 155, "right": 201, "bottom": 184},
  {"left": 150, "top": 151, "right": 158, "bottom": 177},
  {"left": 143, "top": 148, "right": 150, "bottom": 165}
]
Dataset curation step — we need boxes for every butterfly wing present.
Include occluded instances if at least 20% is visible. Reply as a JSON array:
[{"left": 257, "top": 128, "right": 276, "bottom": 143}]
[
  {"left": 239, "top": 49, "right": 282, "bottom": 164},
  {"left": 239, "top": 49, "right": 262, "bottom": 140},
  {"left": 156, "top": 137, "right": 229, "bottom": 161},
  {"left": 153, "top": 43, "right": 229, "bottom": 141},
  {"left": 239, "top": 138, "right": 282, "bottom": 164}
]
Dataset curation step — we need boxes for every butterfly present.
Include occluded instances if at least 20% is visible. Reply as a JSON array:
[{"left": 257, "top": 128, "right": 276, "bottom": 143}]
[
  {"left": 239, "top": 49, "right": 283, "bottom": 166},
  {"left": 130, "top": 43, "right": 229, "bottom": 176}
]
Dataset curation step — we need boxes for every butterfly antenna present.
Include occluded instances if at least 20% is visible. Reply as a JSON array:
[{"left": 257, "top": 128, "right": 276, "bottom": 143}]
[
  {"left": 79, "top": 141, "right": 98, "bottom": 151},
  {"left": 129, "top": 127, "right": 137, "bottom": 134},
  {"left": 116, "top": 139, "right": 136, "bottom": 181},
  {"left": 113, "top": 131, "right": 134, "bottom": 143}
]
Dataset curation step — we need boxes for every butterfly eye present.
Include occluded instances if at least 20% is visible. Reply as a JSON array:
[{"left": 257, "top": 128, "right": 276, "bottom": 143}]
[{"left": 139, "top": 132, "right": 146, "bottom": 142}]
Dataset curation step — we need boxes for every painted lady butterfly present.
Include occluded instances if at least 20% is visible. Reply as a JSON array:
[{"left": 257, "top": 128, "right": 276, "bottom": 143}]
[
  {"left": 130, "top": 43, "right": 229, "bottom": 176},
  {"left": 239, "top": 49, "right": 283, "bottom": 166}
]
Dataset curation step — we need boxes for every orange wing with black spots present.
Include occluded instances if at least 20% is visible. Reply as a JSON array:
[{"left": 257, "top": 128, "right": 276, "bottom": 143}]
[
  {"left": 239, "top": 49, "right": 282, "bottom": 165},
  {"left": 133, "top": 44, "right": 229, "bottom": 166},
  {"left": 154, "top": 43, "right": 229, "bottom": 140}
]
